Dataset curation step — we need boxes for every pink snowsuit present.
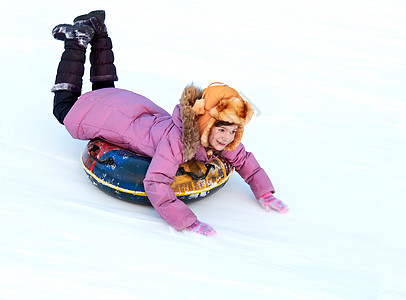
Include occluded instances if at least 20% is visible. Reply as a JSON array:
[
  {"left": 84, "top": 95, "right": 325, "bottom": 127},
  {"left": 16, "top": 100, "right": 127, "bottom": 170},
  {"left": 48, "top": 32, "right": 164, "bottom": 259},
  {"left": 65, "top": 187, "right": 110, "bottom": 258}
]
[{"left": 64, "top": 87, "right": 275, "bottom": 230}]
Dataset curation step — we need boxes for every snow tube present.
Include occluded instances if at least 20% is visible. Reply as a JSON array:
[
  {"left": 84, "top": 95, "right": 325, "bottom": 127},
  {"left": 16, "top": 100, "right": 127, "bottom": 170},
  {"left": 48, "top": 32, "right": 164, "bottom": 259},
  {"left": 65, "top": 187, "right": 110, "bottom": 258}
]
[{"left": 81, "top": 139, "right": 234, "bottom": 205}]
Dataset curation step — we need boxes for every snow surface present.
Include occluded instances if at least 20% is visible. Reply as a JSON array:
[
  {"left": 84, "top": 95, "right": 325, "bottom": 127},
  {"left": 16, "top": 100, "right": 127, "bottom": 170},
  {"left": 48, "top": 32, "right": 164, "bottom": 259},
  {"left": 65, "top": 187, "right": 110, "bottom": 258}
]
[{"left": 1, "top": 0, "right": 405, "bottom": 299}]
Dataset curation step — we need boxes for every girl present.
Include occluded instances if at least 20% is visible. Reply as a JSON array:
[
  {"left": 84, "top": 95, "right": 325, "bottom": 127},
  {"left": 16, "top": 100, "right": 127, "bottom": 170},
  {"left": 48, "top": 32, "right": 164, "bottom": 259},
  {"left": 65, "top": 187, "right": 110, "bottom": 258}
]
[{"left": 51, "top": 11, "right": 289, "bottom": 237}]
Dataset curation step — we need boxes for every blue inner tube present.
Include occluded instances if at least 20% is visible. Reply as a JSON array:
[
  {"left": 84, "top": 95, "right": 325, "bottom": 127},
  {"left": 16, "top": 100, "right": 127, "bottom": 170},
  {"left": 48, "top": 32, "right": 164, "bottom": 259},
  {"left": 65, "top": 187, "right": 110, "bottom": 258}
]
[{"left": 81, "top": 139, "right": 234, "bottom": 205}]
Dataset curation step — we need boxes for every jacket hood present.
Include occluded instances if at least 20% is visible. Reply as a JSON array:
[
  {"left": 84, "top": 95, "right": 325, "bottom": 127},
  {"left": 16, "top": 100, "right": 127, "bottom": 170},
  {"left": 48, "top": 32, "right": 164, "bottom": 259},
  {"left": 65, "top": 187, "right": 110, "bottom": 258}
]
[{"left": 179, "top": 84, "right": 203, "bottom": 161}]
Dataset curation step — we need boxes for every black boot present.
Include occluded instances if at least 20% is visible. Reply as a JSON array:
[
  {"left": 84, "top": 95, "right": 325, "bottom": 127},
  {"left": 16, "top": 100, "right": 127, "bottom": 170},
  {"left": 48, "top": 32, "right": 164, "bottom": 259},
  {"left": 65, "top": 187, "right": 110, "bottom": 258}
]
[
  {"left": 51, "top": 23, "right": 94, "bottom": 124},
  {"left": 52, "top": 23, "right": 94, "bottom": 49},
  {"left": 89, "top": 36, "right": 118, "bottom": 86},
  {"left": 73, "top": 10, "right": 118, "bottom": 88},
  {"left": 73, "top": 10, "right": 107, "bottom": 38},
  {"left": 51, "top": 23, "right": 95, "bottom": 93}
]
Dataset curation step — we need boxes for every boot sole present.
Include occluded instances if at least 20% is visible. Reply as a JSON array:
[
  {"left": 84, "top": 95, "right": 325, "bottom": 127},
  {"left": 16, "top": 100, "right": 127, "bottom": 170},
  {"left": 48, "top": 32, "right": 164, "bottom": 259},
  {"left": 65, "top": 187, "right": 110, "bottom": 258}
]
[
  {"left": 52, "top": 24, "right": 95, "bottom": 43},
  {"left": 74, "top": 10, "right": 105, "bottom": 23},
  {"left": 52, "top": 24, "right": 73, "bottom": 41}
]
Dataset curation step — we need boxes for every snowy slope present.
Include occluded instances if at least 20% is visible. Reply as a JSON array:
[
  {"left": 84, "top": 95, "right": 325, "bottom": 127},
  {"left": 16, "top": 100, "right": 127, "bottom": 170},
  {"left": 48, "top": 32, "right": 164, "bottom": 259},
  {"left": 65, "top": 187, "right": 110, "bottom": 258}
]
[{"left": 1, "top": 0, "right": 405, "bottom": 299}]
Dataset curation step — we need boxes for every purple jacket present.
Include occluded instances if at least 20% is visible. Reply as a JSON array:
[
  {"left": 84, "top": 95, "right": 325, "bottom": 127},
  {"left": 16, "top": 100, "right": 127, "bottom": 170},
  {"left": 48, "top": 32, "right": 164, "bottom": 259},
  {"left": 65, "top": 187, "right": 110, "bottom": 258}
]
[{"left": 64, "top": 87, "right": 275, "bottom": 230}]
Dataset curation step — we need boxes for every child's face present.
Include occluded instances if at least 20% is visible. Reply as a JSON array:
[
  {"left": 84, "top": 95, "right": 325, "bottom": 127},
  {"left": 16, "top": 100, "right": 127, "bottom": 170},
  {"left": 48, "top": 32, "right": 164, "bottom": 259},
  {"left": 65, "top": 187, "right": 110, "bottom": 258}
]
[{"left": 208, "top": 124, "right": 238, "bottom": 151}]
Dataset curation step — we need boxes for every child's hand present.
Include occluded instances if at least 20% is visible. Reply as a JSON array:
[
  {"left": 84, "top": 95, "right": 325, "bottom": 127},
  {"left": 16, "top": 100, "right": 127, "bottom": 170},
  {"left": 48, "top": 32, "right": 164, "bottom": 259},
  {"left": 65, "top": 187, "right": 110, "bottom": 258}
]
[
  {"left": 185, "top": 220, "right": 217, "bottom": 237},
  {"left": 258, "top": 192, "right": 289, "bottom": 214}
]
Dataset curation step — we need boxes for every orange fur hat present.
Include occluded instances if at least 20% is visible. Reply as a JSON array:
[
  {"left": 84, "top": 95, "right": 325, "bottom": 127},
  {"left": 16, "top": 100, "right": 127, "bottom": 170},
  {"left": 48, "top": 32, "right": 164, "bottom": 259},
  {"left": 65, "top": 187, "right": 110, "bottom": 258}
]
[{"left": 192, "top": 82, "right": 254, "bottom": 151}]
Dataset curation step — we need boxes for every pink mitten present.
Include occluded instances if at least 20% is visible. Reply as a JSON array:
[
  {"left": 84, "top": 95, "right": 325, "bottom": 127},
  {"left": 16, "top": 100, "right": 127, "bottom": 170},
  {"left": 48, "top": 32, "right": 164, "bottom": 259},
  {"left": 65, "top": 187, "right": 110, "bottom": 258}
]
[
  {"left": 185, "top": 220, "right": 217, "bottom": 237},
  {"left": 258, "top": 192, "right": 289, "bottom": 214}
]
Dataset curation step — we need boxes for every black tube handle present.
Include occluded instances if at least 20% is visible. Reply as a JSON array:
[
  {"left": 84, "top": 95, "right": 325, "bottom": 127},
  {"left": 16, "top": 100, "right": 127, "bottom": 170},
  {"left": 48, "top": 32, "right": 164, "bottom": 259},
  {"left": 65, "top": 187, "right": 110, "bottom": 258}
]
[
  {"left": 176, "top": 163, "right": 215, "bottom": 180},
  {"left": 88, "top": 144, "right": 116, "bottom": 166}
]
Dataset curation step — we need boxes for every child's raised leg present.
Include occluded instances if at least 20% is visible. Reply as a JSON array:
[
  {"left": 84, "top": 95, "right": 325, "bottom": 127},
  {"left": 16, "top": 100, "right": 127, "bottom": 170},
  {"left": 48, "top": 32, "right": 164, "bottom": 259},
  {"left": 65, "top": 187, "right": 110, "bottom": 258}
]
[
  {"left": 73, "top": 10, "right": 118, "bottom": 91},
  {"left": 51, "top": 23, "right": 94, "bottom": 124}
]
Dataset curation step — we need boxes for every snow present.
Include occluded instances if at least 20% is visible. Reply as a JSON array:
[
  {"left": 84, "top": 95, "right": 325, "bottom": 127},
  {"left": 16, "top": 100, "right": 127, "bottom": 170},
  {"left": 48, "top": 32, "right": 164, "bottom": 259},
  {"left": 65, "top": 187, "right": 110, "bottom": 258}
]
[{"left": 1, "top": 0, "right": 405, "bottom": 299}]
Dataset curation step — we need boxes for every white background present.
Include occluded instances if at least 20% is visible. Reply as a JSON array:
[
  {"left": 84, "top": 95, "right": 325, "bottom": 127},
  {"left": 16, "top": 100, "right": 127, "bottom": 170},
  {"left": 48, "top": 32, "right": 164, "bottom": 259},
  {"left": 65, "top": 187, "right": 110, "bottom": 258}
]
[{"left": 1, "top": 0, "right": 405, "bottom": 299}]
